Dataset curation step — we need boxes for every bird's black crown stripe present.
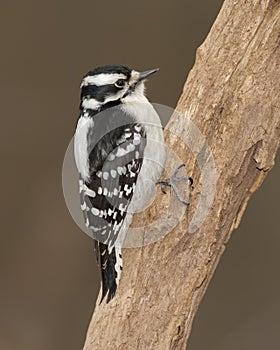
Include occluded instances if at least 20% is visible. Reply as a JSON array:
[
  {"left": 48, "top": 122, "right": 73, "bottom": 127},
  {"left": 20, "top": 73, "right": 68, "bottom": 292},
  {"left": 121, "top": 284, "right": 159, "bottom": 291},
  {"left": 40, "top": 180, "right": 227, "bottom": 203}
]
[{"left": 85, "top": 64, "right": 131, "bottom": 78}]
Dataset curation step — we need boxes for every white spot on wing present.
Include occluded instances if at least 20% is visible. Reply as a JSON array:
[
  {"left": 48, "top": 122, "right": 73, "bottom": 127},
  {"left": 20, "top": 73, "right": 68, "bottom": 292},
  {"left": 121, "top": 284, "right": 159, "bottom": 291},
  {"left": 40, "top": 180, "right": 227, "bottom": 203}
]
[
  {"left": 81, "top": 202, "right": 87, "bottom": 211},
  {"left": 103, "top": 171, "right": 109, "bottom": 180},
  {"left": 126, "top": 143, "right": 135, "bottom": 152},
  {"left": 119, "top": 203, "right": 127, "bottom": 215},
  {"left": 110, "top": 169, "right": 117, "bottom": 178},
  {"left": 97, "top": 187, "right": 102, "bottom": 195},
  {"left": 107, "top": 153, "right": 115, "bottom": 161},
  {"left": 117, "top": 166, "right": 123, "bottom": 175},
  {"left": 133, "top": 134, "right": 141, "bottom": 145},
  {"left": 85, "top": 186, "right": 96, "bottom": 197},
  {"left": 124, "top": 184, "right": 133, "bottom": 196},
  {"left": 116, "top": 147, "right": 129, "bottom": 157},
  {"left": 91, "top": 208, "right": 100, "bottom": 216}
]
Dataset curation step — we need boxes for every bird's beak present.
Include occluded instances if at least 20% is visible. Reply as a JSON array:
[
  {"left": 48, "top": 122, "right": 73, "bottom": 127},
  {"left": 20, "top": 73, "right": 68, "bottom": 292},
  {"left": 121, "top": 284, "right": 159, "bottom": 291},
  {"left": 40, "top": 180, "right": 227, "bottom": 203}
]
[{"left": 138, "top": 68, "right": 159, "bottom": 81}]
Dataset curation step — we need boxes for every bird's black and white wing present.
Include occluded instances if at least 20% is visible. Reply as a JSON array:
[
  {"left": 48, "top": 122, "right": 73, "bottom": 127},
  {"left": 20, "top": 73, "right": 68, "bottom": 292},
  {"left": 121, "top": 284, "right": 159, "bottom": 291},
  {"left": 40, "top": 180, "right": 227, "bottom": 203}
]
[{"left": 78, "top": 107, "right": 146, "bottom": 302}]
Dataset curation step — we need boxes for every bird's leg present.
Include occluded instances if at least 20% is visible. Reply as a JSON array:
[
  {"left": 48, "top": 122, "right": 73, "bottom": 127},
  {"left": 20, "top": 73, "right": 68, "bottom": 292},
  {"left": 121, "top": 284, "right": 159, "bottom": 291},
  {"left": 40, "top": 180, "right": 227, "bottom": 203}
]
[{"left": 156, "top": 164, "right": 193, "bottom": 206}]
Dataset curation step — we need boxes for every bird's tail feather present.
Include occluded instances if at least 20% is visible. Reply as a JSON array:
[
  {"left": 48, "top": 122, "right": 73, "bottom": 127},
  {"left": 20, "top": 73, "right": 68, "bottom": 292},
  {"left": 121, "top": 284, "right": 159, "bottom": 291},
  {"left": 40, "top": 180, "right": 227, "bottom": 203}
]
[{"left": 97, "top": 242, "right": 122, "bottom": 303}]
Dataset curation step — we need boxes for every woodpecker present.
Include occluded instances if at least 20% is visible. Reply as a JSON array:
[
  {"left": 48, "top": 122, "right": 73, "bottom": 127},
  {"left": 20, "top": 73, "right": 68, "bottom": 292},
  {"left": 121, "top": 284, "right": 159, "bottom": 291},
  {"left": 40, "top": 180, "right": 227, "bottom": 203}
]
[{"left": 74, "top": 64, "right": 166, "bottom": 302}]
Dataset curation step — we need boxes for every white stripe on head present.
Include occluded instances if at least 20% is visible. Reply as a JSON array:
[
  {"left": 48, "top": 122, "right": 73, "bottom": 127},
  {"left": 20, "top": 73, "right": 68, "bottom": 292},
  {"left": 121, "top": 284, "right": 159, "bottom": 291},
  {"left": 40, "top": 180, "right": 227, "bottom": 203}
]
[{"left": 81, "top": 73, "right": 127, "bottom": 87}]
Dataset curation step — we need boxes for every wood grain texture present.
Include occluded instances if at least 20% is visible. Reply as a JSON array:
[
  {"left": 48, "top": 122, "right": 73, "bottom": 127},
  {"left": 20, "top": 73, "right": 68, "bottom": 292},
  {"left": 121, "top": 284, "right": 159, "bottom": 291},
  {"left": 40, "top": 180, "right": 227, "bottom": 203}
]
[{"left": 83, "top": 1, "right": 280, "bottom": 349}]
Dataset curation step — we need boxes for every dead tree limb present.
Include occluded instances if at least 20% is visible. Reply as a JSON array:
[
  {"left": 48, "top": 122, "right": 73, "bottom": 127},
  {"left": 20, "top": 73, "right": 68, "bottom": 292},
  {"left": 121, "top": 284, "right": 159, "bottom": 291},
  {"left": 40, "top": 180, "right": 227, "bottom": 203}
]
[{"left": 83, "top": 1, "right": 280, "bottom": 349}]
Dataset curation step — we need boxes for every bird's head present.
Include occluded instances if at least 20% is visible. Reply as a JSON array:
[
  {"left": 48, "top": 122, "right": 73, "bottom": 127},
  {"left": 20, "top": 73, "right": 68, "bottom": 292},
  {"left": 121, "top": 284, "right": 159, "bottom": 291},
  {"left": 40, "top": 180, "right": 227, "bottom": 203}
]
[{"left": 80, "top": 64, "right": 158, "bottom": 112}]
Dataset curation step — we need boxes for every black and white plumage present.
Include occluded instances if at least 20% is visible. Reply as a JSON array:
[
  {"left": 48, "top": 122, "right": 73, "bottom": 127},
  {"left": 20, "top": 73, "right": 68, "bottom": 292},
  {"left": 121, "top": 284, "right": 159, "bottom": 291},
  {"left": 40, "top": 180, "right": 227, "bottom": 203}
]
[{"left": 74, "top": 64, "right": 165, "bottom": 302}]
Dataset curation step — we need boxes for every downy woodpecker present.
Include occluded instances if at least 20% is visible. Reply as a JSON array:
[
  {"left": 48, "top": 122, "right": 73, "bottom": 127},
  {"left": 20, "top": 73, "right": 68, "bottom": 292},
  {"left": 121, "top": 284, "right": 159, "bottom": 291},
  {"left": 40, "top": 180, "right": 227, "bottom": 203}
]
[{"left": 74, "top": 64, "right": 166, "bottom": 302}]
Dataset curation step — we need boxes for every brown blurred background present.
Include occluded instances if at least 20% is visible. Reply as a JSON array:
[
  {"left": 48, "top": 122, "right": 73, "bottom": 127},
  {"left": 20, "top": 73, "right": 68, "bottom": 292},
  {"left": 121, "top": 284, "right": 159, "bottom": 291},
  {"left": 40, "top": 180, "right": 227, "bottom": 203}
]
[{"left": 0, "top": 1, "right": 279, "bottom": 349}]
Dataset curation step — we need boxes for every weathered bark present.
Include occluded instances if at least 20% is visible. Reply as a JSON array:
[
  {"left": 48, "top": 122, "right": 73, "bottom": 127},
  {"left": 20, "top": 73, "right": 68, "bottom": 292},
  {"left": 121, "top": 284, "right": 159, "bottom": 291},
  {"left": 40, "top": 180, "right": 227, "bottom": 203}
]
[{"left": 83, "top": 1, "right": 280, "bottom": 349}]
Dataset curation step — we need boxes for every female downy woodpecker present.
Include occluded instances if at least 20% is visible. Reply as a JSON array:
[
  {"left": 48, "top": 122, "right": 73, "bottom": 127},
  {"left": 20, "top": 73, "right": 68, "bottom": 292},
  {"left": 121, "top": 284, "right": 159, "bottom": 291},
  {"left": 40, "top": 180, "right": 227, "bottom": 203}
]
[{"left": 74, "top": 64, "right": 166, "bottom": 302}]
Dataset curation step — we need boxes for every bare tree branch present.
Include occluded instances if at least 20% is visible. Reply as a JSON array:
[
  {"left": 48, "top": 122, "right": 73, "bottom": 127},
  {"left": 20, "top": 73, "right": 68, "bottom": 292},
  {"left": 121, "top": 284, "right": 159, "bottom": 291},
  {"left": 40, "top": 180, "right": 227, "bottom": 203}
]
[{"left": 83, "top": 1, "right": 280, "bottom": 349}]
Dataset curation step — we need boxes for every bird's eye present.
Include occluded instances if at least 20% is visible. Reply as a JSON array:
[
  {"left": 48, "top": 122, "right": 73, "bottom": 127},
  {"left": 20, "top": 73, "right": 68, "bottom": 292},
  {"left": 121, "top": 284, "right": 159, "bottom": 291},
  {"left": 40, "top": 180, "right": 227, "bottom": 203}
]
[{"left": 115, "top": 79, "right": 126, "bottom": 88}]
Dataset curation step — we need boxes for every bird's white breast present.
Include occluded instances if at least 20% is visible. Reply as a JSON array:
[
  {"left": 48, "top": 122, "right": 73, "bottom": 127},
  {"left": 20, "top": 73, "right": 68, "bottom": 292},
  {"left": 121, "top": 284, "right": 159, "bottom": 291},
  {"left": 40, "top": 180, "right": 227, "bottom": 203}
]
[{"left": 74, "top": 116, "right": 94, "bottom": 182}]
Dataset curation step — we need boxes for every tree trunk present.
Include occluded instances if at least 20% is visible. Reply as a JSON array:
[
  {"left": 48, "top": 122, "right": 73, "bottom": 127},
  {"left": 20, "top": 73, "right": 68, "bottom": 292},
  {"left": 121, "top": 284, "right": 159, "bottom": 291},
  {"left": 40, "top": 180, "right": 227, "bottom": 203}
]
[{"left": 83, "top": 1, "right": 280, "bottom": 349}]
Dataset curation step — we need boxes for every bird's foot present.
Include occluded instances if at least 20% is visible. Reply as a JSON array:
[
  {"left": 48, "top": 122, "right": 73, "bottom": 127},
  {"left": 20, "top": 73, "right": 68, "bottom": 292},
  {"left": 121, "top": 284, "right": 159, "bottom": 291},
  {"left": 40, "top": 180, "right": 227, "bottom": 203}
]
[{"left": 156, "top": 164, "right": 193, "bottom": 206}]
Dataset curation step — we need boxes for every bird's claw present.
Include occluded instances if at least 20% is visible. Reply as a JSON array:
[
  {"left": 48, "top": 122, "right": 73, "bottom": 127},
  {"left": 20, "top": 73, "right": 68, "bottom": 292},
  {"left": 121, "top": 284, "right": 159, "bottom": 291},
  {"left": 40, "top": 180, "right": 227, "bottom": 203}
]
[{"left": 156, "top": 164, "right": 193, "bottom": 206}]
